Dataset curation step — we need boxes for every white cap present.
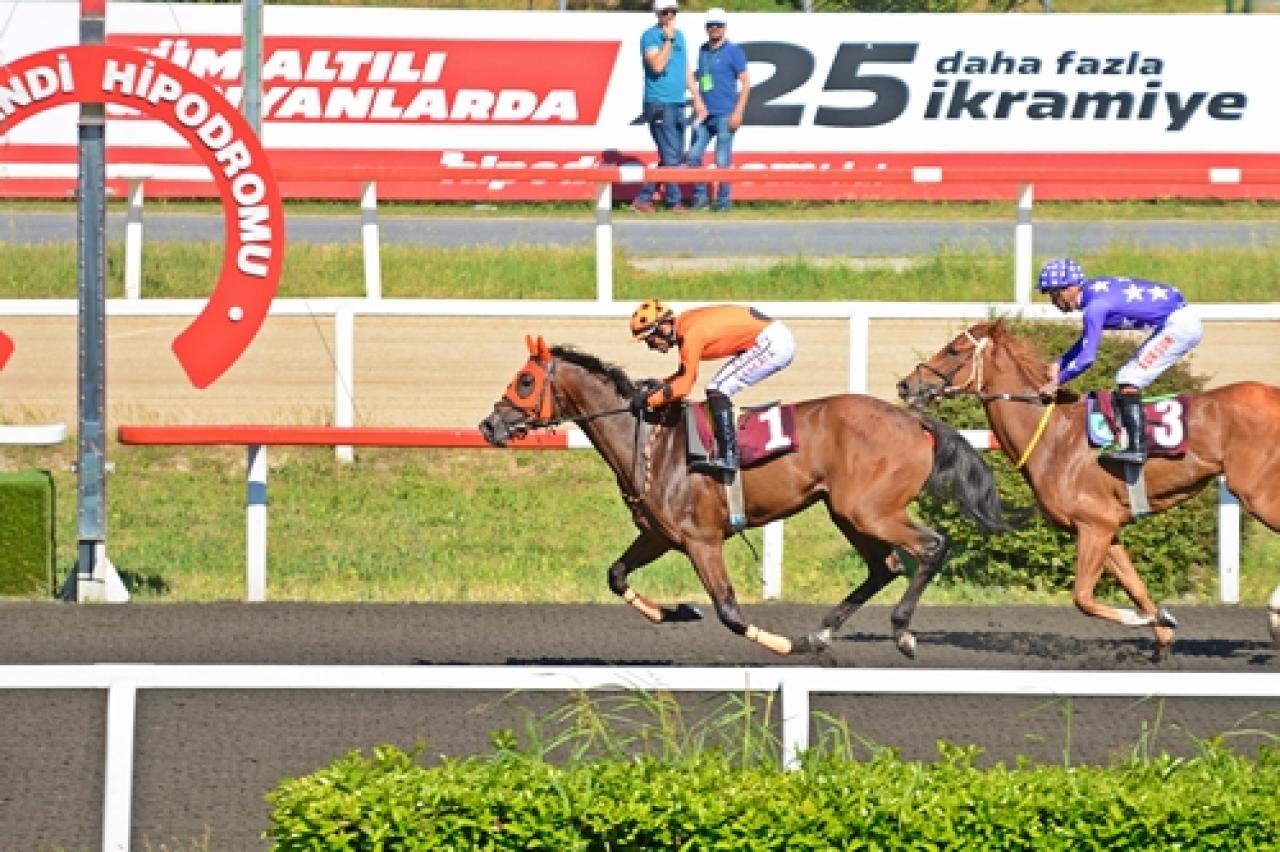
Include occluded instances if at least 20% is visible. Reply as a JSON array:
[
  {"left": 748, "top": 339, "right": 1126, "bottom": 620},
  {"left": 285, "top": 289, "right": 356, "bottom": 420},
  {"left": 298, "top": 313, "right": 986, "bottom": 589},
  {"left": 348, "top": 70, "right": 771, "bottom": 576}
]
[
  {"left": 653, "top": 0, "right": 678, "bottom": 10},
  {"left": 705, "top": 7, "right": 728, "bottom": 24}
]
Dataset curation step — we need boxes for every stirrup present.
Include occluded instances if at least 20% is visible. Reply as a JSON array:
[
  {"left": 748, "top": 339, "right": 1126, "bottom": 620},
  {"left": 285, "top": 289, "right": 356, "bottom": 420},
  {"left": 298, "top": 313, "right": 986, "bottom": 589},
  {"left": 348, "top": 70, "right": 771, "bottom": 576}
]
[
  {"left": 1105, "top": 446, "right": 1147, "bottom": 464},
  {"left": 699, "top": 455, "right": 738, "bottom": 473}
]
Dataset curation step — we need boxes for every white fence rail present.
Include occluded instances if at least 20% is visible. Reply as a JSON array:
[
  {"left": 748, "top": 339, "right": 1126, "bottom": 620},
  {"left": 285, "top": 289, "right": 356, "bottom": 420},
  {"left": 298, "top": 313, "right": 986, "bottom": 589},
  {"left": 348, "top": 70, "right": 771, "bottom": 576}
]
[
  {"left": 2, "top": 662, "right": 1277, "bottom": 852},
  {"left": 1, "top": 297, "right": 1262, "bottom": 603},
  {"left": 0, "top": 424, "right": 66, "bottom": 445}
]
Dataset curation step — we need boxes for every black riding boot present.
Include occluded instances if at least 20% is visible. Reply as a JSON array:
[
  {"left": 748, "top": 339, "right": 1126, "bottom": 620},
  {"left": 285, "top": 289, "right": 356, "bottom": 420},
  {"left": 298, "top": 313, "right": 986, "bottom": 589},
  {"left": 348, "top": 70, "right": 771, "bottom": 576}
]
[
  {"left": 704, "top": 392, "right": 739, "bottom": 473},
  {"left": 1109, "top": 389, "right": 1147, "bottom": 464}
]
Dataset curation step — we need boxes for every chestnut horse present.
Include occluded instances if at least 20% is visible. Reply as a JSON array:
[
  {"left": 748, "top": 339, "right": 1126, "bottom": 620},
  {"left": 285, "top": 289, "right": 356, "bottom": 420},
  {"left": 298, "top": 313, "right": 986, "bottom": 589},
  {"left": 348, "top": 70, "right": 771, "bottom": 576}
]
[
  {"left": 479, "top": 335, "right": 1021, "bottom": 658},
  {"left": 898, "top": 319, "right": 1280, "bottom": 658}
]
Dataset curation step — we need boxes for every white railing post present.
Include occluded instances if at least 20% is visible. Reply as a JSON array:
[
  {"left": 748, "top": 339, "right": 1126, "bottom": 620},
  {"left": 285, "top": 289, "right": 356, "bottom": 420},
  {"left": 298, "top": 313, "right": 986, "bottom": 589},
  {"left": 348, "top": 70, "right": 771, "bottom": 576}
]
[
  {"left": 847, "top": 308, "right": 870, "bottom": 394},
  {"left": 1218, "top": 476, "right": 1240, "bottom": 604},
  {"left": 779, "top": 671, "right": 811, "bottom": 770},
  {"left": 124, "top": 178, "right": 145, "bottom": 300},
  {"left": 334, "top": 305, "right": 355, "bottom": 462},
  {"left": 761, "top": 520, "right": 784, "bottom": 600},
  {"left": 102, "top": 679, "right": 137, "bottom": 852},
  {"left": 360, "top": 181, "right": 383, "bottom": 300},
  {"left": 246, "top": 444, "right": 268, "bottom": 602},
  {"left": 595, "top": 180, "right": 613, "bottom": 303},
  {"left": 1014, "top": 182, "right": 1034, "bottom": 304}
]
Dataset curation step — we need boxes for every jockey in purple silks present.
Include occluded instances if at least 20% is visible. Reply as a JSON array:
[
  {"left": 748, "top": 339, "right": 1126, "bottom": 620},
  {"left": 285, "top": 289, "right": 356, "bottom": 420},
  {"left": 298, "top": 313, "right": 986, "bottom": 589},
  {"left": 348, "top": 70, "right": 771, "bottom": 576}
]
[{"left": 1036, "top": 257, "right": 1203, "bottom": 465}]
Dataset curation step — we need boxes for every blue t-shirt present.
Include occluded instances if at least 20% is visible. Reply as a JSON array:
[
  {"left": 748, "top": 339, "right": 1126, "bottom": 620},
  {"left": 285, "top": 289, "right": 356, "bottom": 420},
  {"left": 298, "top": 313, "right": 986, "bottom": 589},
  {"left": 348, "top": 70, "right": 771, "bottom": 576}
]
[
  {"left": 695, "top": 40, "right": 747, "bottom": 116},
  {"left": 640, "top": 25, "right": 689, "bottom": 103},
  {"left": 1057, "top": 276, "right": 1189, "bottom": 384}
]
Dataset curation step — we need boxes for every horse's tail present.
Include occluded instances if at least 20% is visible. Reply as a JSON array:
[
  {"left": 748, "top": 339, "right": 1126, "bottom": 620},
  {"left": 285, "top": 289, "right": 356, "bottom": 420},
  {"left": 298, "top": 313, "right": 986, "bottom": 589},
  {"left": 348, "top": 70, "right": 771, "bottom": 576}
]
[{"left": 921, "top": 418, "right": 1027, "bottom": 534}]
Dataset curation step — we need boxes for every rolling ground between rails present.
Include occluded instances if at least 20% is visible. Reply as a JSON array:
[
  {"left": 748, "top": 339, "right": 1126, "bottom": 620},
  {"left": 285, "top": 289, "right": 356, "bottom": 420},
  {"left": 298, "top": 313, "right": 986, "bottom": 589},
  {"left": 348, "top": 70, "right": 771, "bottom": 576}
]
[{"left": 0, "top": 601, "right": 1277, "bottom": 849}]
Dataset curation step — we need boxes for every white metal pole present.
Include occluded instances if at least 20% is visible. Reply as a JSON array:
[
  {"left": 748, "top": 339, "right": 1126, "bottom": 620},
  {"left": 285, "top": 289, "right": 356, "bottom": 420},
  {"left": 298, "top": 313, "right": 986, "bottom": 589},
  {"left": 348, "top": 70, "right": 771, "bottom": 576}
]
[
  {"left": 246, "top": 445, "right": 268, "bottom": 602},
  {"left": 1218, "top": 476, "right": 1240, "bottom": 604},
  {"left": 334, "top": 305, "right": 355, "bottom": 462},
  {"left": 762, "top": 520, "right": 784, "bottom": 600},
  {"left": 124, "top": 179, "right": 144, "bottom": 300},
  {"left": 360, "top": 181, "right": 383, "bottom": 300},
  {"left": 779, "top": 671, "right": 810, "bottom": 770},
  {"left": 1014, "top": 182, "right": 1034, "bottom": 304},
  {"left": 595, "top": 181, "right": 613, "bottom": 302},
  {"left": 102, "top": 679, "right": 137, "bottom": 852}
]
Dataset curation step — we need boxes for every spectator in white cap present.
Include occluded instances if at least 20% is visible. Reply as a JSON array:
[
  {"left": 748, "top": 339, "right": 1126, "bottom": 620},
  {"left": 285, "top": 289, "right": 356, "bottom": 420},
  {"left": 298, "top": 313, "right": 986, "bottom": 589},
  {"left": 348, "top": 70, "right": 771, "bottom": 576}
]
[
  {"left": 687, "top": 6, "right": 749, "bottom": 212},
  {"left": 633, "top": 0, "right": 704, "bottom": 213}
]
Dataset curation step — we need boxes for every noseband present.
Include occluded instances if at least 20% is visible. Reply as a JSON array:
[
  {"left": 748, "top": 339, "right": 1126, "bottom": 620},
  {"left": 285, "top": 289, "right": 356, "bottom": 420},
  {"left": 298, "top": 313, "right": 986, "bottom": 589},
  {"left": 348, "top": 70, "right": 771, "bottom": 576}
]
[
  {"left": 502, "top": 355, "right": 631, "bottom": 431},
  {"left": 911, "top": 331, "right": 989, "bottom": 400}
]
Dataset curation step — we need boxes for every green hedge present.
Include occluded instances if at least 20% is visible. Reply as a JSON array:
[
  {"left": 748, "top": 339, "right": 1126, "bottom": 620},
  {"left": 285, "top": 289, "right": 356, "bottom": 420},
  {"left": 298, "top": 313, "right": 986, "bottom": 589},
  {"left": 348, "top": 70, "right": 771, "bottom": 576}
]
[
  {"left": 913, "top": 317, "right": 1216, "bottom": 600},
  {"left": 266, "top": 744, "right": 1280, "bottom": 850},
  {"left": 0, "top": 470, "right": 55, "bottom": 596}
]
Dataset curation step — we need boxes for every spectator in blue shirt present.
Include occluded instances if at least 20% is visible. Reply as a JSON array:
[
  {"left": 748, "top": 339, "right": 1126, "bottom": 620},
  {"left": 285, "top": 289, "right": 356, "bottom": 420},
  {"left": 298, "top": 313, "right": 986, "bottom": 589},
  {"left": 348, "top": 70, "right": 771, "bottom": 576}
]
[
  {"left": 688, "top": 7, "right": 749, "bottom": 212},
  {"left": 1036, "top": 257, "right": 1203, "bottom": 464},
  {"left": 633, "top": 0, "right": 702, "bottom": 213}
]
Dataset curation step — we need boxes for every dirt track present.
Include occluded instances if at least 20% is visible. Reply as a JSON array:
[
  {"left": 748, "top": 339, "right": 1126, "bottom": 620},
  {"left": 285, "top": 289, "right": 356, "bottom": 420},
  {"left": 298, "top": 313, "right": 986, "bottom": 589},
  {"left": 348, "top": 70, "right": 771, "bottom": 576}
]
[
  {"left": 1, "top": 316, "right": 1277, "bottom": 426},
  {"left": 0, "top": 602, "right": 1277, "bottom": 850}
]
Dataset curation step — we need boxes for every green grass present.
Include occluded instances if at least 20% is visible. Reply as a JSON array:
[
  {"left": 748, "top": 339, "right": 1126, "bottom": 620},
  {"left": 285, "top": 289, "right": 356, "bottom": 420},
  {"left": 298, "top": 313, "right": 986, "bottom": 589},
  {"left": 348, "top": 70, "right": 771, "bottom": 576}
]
[
  {"left": 4, "top": 433, "right": 1278, "bottom": 607},
  {"left": 1, "top": 232, "right": 1277, "bottom": 303}
]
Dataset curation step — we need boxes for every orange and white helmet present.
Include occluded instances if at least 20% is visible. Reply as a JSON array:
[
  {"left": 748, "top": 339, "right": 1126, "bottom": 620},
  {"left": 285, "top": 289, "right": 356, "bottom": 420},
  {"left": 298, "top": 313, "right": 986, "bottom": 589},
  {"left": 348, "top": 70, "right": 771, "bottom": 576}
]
[{"left": 629, "top": 298, "right": 673, "bottom": 339}]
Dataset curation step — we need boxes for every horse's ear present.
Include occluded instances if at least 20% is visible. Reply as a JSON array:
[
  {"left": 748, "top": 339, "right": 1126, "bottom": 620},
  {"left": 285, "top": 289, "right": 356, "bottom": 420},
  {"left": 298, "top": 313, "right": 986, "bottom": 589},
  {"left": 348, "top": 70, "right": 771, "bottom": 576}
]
[
  {"left": 525, "top": 334, "right": 537, "bottom": 356},
  {"left": 534, "top": 335, "right": 551, "bottom": 362}
]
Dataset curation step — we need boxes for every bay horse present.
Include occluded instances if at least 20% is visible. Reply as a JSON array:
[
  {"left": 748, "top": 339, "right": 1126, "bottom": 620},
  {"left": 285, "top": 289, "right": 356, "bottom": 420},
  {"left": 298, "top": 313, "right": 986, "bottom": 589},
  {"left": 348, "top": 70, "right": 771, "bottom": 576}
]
[
  {"left": 478, "top": 335, "right": 1021, "bottom": 658},
  {"left": 897, "top": 318, "right": 1280, "bottom": 659}
]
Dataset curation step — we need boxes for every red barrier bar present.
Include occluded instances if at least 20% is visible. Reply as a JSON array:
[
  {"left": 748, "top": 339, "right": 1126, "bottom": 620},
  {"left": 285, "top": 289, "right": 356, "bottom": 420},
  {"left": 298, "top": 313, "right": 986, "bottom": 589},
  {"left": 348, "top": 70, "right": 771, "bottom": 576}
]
[
  {"left": 117, "top": 424, "right": 572, "bottom": 449},
  {"left": 267, "top": 164, "right": 1280, "bottom": 186}
]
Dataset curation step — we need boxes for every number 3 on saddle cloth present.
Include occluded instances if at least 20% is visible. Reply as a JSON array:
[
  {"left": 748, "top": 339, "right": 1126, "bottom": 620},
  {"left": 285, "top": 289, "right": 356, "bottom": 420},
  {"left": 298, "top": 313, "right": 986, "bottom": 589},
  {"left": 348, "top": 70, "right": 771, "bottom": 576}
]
[
  {"left": 1087, "top": 391, "right": 1190, "bottom": 458},
  {"left": 686, "top": 400, "right": 800, "bottom": 469}
]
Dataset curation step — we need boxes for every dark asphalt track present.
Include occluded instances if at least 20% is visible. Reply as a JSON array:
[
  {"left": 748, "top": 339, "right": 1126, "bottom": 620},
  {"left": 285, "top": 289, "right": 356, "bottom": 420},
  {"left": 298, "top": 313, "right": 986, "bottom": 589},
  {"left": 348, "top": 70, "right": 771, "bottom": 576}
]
[
  {"left": 1, "top": 602, "right": 1277, "bottom": 850},
  {"left": 4, "top": 209, "right": 1280, "bottom": 257}
]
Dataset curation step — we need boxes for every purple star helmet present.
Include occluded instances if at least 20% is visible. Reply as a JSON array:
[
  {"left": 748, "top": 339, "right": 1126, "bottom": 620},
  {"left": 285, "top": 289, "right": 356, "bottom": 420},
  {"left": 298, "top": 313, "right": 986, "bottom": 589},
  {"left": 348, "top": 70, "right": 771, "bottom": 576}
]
[{"left": 1038, "top": 258, "right": 1086, "bottom": 293}]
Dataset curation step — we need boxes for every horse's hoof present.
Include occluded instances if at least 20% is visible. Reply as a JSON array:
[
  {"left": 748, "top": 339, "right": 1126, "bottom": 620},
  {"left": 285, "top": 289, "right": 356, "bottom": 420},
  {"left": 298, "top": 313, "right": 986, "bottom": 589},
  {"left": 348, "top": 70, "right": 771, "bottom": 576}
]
[
  {"left": 663, "top": 603, "right": 703, "bottom": 623},
  {"left": 1156, "top": 606, "right": 1179, "bottom": 629},
  {"left": 1151, "top": 643, "right": 1172, "bottom": 664},
  {"left": 895, "top": 631, "right": 917, "bottom": 659},
  {"left": 1267, "top": 605, "right": 1280, "bottom": 646},
  {"left": 793, "top": 629, "right": 832, "bottom": 655}
]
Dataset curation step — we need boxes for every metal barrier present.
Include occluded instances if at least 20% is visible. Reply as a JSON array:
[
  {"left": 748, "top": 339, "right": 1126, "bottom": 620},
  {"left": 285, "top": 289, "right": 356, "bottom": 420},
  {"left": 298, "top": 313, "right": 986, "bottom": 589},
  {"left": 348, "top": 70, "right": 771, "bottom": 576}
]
[
  {"left": 2, "top": 661, "right": 1276, "bottom": 852},
  {"left": 115, "top": 423, "right": 1243, "bottom": 606},
  {"left": 0, "top": 424, "right": 67, "bottom": 446}
]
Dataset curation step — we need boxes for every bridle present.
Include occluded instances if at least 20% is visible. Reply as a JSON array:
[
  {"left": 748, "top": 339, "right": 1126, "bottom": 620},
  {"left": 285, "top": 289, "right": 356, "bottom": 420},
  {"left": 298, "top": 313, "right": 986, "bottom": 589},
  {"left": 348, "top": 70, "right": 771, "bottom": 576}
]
[
  {"left": 911, "top": 330, "right": 1042, "bottom": 405},
  {"left": 501, "top": 354, "right": 632, "bottom": 434},
  {"left": 909, "top": 328, "right": 1056, "bottom": 470},
  {"left": 500, "top": 351, "right": 671, "bottom": 528}
]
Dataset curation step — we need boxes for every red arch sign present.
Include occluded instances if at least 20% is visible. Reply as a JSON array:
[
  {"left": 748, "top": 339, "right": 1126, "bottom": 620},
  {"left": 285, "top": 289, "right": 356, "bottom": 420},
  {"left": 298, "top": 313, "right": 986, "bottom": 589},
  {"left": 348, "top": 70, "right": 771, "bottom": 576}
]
[{"left": 0, "top": 44, "right": 284, "bottom": 388}]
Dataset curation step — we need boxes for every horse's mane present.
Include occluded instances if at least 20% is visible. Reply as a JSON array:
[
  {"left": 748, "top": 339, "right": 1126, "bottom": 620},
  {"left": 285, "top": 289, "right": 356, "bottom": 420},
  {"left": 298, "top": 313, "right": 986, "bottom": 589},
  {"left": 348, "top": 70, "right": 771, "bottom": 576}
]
[
  {"left": 987, "top": 319, "right": 1078, "bottom": 400},
  {"left": 988, "top": 320, "right": 1051, "bottom": 380},
  {"left": 550, "top": 345, "right": 637, "bottom": 397}
]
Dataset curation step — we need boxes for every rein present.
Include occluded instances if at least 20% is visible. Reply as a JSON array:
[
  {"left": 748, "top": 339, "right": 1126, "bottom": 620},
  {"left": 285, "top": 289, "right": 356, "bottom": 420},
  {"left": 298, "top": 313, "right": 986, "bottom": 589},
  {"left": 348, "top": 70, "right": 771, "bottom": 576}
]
[
  {"left": 546, "top": 406, "right": 631, "bottom": 428},
  {"left": 1012, "top": 402, "right": 1056, "bottom": 470},
  {"left": 920, "top": 329, "right": 1055, "bottom": 469}
]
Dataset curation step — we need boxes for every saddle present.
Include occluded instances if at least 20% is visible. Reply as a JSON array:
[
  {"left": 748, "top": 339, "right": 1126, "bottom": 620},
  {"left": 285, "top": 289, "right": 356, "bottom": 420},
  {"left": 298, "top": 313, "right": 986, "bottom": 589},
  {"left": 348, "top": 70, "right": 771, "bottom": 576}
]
[
  {"left": 1085, "top": 391, "right": 1190, "bottom": 459},
  {"left": 685, "top": 400, "right": 800, "bottom": 469}
]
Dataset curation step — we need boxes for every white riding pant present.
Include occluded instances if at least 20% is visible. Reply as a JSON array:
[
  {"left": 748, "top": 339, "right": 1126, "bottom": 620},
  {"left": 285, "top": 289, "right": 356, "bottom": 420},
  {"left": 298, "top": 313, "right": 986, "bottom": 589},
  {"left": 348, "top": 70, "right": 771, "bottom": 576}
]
[
  {"left": 1116, "top": 306, "right": 1203, "bottom": 390},
  {"left": 706, "top": 321, "right": 796, "bottom": 397}
]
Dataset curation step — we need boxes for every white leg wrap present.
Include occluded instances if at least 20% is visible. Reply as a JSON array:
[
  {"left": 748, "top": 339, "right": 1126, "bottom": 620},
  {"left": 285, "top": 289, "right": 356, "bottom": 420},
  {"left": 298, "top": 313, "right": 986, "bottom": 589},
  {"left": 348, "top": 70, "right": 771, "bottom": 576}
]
[
  {"left": 1116, "top": 608, "right": 1155, "bottom": 627},
  {"left": 745, "top": 624, "right": 792, "bottom": 655}
]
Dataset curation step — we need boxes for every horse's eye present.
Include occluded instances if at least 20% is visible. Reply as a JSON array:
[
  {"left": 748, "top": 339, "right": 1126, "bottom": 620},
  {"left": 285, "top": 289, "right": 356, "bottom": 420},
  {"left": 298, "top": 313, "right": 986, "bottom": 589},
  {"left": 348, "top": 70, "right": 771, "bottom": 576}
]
[
  {"left": 515, "top": 373, "right": 536, "bottom": 398},
  {"left": 945, "top": 344, "right": 958, "bottom": 357}
]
